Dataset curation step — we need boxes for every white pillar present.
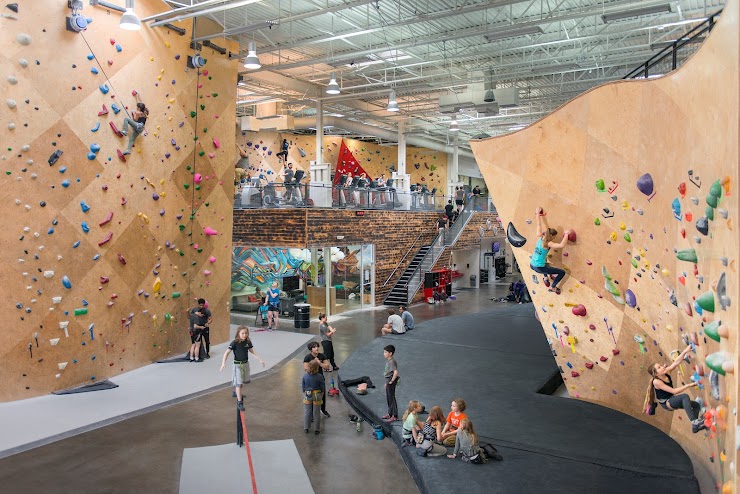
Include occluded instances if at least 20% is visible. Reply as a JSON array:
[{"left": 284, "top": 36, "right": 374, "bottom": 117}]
[
  {"left": 447, "top": 134, "right": 463, "bottom": 201},
  {"left": 314, "top": 100, "right": 324, "bottom": 167}
]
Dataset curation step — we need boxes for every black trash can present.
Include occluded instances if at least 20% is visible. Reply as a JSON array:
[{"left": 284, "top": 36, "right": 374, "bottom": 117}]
[
  {"left": 470, "top": 275, "right": 477, "bottom": 286},
  {"left": 294, "top": 303, "right": 311, "bottom": 329}
]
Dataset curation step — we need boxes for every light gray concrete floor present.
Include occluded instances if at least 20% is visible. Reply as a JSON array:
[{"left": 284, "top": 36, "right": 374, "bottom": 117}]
[{"left": 0, "top": 280, "right": 517, "bottom": 494}]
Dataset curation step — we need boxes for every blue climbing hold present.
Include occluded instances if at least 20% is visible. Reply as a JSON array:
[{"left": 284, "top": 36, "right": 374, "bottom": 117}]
[
  {"left": 81, "top": 222, "right": 90, "bottom": 233},
  {"left": 62, "top": 275, "right": 72, "bottom": 289},
  {"left": 87, "top": 152, "right": 96, "bottom": 160},
  {"left": 82, "top": 299, "right": 89, "bottom": 306},
  {"left": 93, "top": 254, "right": 100, "bottom": 260},
  {"left": 59, "top": 166, "right": 67, "bottom": 174},
  {"left": 62, "top": 180, "right": 70, "bottom": 187},
  {"left": 80, "top": 201, "right": 90, "bottom": 213},
  {"left": 47, "top": 227, "right": 54, "bottom": 234},
  {"left": 90, "top": 143, "right": 100, "bottom": 153},
  {"left": 111, "top": 103, "right": 120, "bottom": 115},
  {"left": 91, "top": 122, "right": 100, "bottom": 132},
  {"left": 99, "top": 84, "right": 109, "bottom": 94},
  {"left": 90, "top": 67, "right": 98, "bottom": 75},
  {"left": 87, "top": 53, "right": 94, "bottom": 60},
  {"left": 73, "top": 240, "right": 81, "bottom": 248},
  {"left": 115, "top": 43, "right": 122, "bottom": 52}
]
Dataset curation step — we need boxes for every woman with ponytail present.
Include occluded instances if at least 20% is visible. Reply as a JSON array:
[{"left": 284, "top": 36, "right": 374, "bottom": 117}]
[
  {"left": 644, "top": 344, "right": 707, "bottom": 433},
  {"left": 120, "top": 91, "right": 149, "bottom": 155}
]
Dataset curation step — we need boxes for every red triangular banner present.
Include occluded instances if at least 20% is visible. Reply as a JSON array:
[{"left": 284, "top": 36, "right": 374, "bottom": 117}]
[{"left": 334, "top": 140, "right": 371, "bottom": 184}]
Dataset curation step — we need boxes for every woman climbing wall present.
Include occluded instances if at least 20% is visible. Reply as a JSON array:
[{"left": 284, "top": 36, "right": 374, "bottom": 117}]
[
  {"left": 120, "top": 90, "right": 148, "bottom": 156},
  {"left": 644, "top": 345, "right": 707, "bottom": 434},
  {"left": 530, "top": 207, "right": 571, "bottom": 294}
]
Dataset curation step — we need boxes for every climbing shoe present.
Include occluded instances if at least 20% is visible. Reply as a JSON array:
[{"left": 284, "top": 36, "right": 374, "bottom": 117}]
[
  {"left": 691, "top": 418, "right": 707, "bottom": 434},
  {"left": 237, "top": 401, "right": 245, "bottom": 411}
]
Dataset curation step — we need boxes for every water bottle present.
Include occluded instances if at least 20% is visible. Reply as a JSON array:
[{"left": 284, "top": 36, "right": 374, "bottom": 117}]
[{"left": 356, "top": 418, "right": 363, "bottom": 432}]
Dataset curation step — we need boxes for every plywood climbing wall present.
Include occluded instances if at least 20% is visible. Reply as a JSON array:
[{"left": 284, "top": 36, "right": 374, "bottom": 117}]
[
  {"left": 471, "top": 1, "right": 738, "bottom": 490},
  {"left": 0, "top": 0, "right": 237, "bottom": 401}
]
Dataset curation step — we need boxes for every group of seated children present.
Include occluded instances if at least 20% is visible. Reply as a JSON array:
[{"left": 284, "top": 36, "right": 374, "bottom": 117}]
[{"left": 401, "top": 398, "right": 502, "bottom": 462}]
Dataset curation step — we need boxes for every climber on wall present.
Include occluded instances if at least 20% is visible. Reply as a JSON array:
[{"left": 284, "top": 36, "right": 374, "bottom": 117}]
[
  {"left": 276, "top": 138, "right": 289, "bottom": 162},
  {"left": 531, "top": 207, "right": 571, "bottom": 294},
  {"left": 644, "top": 345, "right": 707, "bottom": 434},
  {"left": 120, "top": 90, "right": 148, "bottom": 156}
]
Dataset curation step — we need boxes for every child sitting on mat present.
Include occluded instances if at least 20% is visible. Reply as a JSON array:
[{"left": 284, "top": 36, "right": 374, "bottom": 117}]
[
  {"left": 441, "top": 398, "right": 468, "bottom": 446},
  {"left": 447, "top": 419, "right": 484, "bottom": 462},
  {"left": 402, "top": 400, "right": 425, "bottom": 445}
]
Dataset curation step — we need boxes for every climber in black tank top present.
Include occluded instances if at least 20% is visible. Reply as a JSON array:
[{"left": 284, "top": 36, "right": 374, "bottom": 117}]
[
  {"left": 644, "top": 345, "right": 707, "bottom": 434},
  {"left": 120, "top": 91, "right": 149, "bottom": 156}
]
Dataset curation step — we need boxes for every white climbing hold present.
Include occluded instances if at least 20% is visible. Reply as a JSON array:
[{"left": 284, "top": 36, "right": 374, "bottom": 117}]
[
  {"left": 57, "top": 362, "right": 68, "bottom": 370},
  {"left": 7, "top": 99, "right": 17, "bottom": 110},
  {"left": 55, "top": 374, "right": 61, "bottom": 378},
  {"left": 18, "top": 58, "right": 29, "bottom": 68},
  {"left": 8, "top": 123, "right": 16, "bottom": 130},
  {"left": 15, "top": 199, "right": 20, "bottom": 204},
  {"left": 21, "top": 144, "right": 30, "bottom": 152},
  {"left": 7, "top": 75, "right": 17, "bottom": 85},
  {"left": 50, "top": 338, "right": 60, "bottom": 346},
  {"left": 24, "top": 204, "right": 31, "bottom": 210},
  {"left": 23, "top": 227, "right": 30, "bottom": 232},
  {"left": 43, "top": 270, "right": 54, "bottom": 278},
  {"left": 30, "top": 173, "right": 37, "bottom": 179},
  {"left": 52, "top": 296, "right": 62, "bottom": 304},
  {"left": 16, "top": 33, "right": 32, "bottom": 45}
]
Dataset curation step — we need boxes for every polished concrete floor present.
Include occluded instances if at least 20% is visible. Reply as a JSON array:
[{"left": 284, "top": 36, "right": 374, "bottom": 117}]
[{"left": 0, "top": 281, "right": 515, "bottom": 494}]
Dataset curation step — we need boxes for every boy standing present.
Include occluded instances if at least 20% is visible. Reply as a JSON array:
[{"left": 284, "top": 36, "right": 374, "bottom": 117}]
[
  {"left": 383, "top": 345, "right": 399, "bottom": 422},
  {"left": 304, "top": 342, "right": 332, "bottom": 417}
]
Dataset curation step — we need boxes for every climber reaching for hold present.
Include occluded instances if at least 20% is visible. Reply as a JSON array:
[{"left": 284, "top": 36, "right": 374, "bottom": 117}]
[
  {"left": 531, "top": 207, "right": 571, "bottom": 294},
  {"left": 120, "top": 91, "right": 148, "bottom": 156},
  {"left": 644, "top": 345, "right": 707, "bottom": 434}
]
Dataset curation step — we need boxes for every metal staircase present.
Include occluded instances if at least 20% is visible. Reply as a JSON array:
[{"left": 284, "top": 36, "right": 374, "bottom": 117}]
[{"left": 384, "top": 245, "right": 431, "bottom": 306}]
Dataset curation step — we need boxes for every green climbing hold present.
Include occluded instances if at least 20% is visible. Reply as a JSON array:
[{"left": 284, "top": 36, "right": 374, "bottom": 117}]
[
  {"left": 676, "top": 249, "right": 698, "bottom": 263},
  {"left": 595, "top": 179, "right": 605, "bottom": 191},
  {"left": 212, "top": 93, "right": 218, "bottom": 97},
  {"left": 200, "top": 104, "right": 205, "bottom": 111},
  {"left": 696, "top": 291, "right": 715, "bottom": 313},
  {"left": 705, "top": 352, "right": 729, "bottom": 376},
  {"left": 74, "top": 308, "right": 88, "bottom": 316},
  {"left": 202, "top": 128, "right": 207, "bottom": 133},
  {"left": 5, "top": 171, "right": 11, "bottom": 175},
  {"left": 186, "top": 166, "right": 191, "bottom": 170},
  {"left": 195, "top": 185, "right": 201, "bottom": 190},
  {"left": 594, "top": 218, "right": 601, "bottom": 226},
  {"left": 631, "top": 258, "right": 638, "bottom": 268},
  {"left": 706, "top": 206, "right": 714, "bottom": 221},
  {"left": 183, "top": 183, "right": 189, "bottom": 189},
  {"left": 179, "top": 250, "right": 185, "bottom": 256},
  {"left": 190, "top": 111, "right": 197, "bottom": 118},
  {"left": 197, "top": 248, "right": 203, "bottom": 253},
  {"left": 623, "top": 233, "right": 631, "bottom": 242},
  {"left": 198, "top": 151, "right": 205, "bottom": 157},
  {"left": 179, "top": 224, "right": 185, "bottom": 230},
  {"left": 172, "top": 292, "right": 181, "bottom": 298},
  {"left": 704, "top": 320, "right": 722, "bottom": 342},
  {"left": 706, "top": 194, "right": 718, "bottom": 209},
  {"left": 710, "top": 179, "right": 722, "bottom": 198}
]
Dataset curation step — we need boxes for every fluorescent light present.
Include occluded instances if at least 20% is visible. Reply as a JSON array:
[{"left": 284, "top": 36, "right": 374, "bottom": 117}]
[
  {"left": 243, "top": 41, "right": 261, "bottom": 70},
  {"left": 602, "top": 4, "right": 671, "bottom": 23},
  {"left": 483, "top": 26, "right": 542, "bottom": 43},
  {"left": 326, "top": 72, "right": 341, "bottom": 94}
]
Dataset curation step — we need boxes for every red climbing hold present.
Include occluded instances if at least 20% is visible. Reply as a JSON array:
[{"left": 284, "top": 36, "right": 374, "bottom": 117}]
[
  {"left": 98, "top": 232, "right": 113, "bottom": 246},
  {"left": 110, "top": 122, "right": 123, "bottom": 137},
  {"left": 98, "top": 105, "right": 108, "bottom": 116},
  {"left": 585, "top": 362, "right": 594, "bottom": 369},
  {"left": 121, "top": 197, "right": 127, "bottom": 205},
  {"left": 100, "top": 276, "right": 109, "bottom": 284},
  {"left": 588, "top": 324, "right": 596, "bottom": 330},
  {"left": 571, "top": 304, "right": 587, "bottom": 317},
  {"left": 571, "top": 371, "right": 580, "bottom": 378},
  {"left": 117, "top": 253, "right": 126, "bottom": 265},
  {"left": 599, "top": 356, "right": 608, "bottom": 362},
  {"left": 612, "top": 349, "right": 620, "bottom": 355},
  {"left": 99, "top": 211, "right": 113, "bottom": 226},
  {"left": 117, "top": 149, "right": 126, "bottom": 162},
  {"left": 567, "top": 230, "right": 577, "bottom": 242}
]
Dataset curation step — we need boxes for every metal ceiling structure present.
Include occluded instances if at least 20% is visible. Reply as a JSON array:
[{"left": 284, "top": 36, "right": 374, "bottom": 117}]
[{"left": 150, "top": 0, "right": 724, "bottom": 150}]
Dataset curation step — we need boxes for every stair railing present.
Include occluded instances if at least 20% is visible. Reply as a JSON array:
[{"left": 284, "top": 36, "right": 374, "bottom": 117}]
[
  {"left": 445, "top": 207, "right": 475, "bottom": 246},
  {"left": 405, "top": 232, "right": 447, "bottom": 304},
  {"left": 382, "top": 231, "right": 433, "bottom": 287}
]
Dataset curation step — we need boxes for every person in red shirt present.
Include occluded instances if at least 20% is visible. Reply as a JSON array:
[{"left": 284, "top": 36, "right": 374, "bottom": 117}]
[{"left": 441, "top": 398, "right": 468, "bottom": 446}]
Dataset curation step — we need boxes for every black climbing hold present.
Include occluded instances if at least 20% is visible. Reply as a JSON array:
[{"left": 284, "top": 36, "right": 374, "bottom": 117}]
[
  {"left": 6, "top": 3, "right": 18, "bottom": 13},
  {"left": 696, "top": 217, "right": 709, "bottom": 236},
  {"left": 48, "top": 149, "right": 62, "bottom": 165},
  {"left": 40, "top": 201, "right": 46, "bottom": 207},
  {"left": 507, "top": 222, "right": 527, "bottom": 248}
]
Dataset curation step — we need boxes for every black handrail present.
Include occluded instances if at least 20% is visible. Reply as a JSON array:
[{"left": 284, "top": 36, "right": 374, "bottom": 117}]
[{"left": 623, "top": 9, "right": 722, "bottom": 80}]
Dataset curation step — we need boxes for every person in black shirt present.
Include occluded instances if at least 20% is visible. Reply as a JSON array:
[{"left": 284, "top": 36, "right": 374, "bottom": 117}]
[
  {"left": 190, "top": 298, "right": 212, "bottom": 358},
  {"left": 472, "top": 185, "right": 481, "bottom": 195},
  {"left": 220, "top": 326, "right": 265, "bottom": 411},
  {"left": 120, "top": 91, "right": 148, "bottom": 156},
  {"left": 445, "top": 200, "right": 454, "bottom": 221},
  {"left": 304, "top": 341, "right": 332, "bottom": 417},
  {"left": 276, "top": 138, "right": 289, "bottom": 162}
]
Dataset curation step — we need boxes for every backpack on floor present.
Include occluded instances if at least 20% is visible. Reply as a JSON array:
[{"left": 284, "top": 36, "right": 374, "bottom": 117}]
[{"left": 481, "top": 443, "right": 503, "bottom": 461}]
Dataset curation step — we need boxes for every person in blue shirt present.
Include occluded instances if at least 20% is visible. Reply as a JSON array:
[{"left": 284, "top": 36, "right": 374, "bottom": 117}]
[
  {"left": 265, "top": 281, "right": 281, "bottom": 330},
  {"left": 531, "top": 207, "right": 571, "bottom": 294}
]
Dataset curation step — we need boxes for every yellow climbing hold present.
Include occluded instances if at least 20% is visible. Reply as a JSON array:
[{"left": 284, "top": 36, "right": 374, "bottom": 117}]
[
  {"left": 160, "top": 68, "right": 165, "bottom": 73},
  {"left": 150, "top": 57, "right": 155, "bottom": 61},
  {"left": 157, "top": 75, "right": 162, "bottom": 81},
  {"left": 160, "top": 179, "right": 165, "bottom": 185},
  {"left": 666, "top": 325, "right": 673, "bottom": 332},
  {"left": 138, "top": 212, "right": 149, "bottom": 224},
  {"left": 619, "top": 222, "right": 626, "bottom": 230},
  {"left": 153, "top": 277, "right": 162, "bottom": 293},
  {"left": 621, "top": 200, "right": 630, "bottom": 210},
  {"left": 164, "top": 42, "right": 170, "bottom": 48},
  {"left": 610, "top": 232, "right": 618, "bottom": 241},
  {"left": 661, "top": 269, "right": 670, "bottom": 277},
  {"left": 168, "top": 98, "right": 175, "bottom": 103}
]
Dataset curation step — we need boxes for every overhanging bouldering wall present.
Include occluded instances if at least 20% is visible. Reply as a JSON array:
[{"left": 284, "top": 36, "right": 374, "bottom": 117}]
[
  {"left": 0, "top": 1, "right": 237, "bottom": 401},
  {"left": 471, "top": 1, "right": 738, "bottom": 491}
]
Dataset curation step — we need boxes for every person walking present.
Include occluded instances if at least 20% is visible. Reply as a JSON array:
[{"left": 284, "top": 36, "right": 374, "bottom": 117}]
[
  {"left": 220, "top": 326, "right": 265, "bottom": 411},
  {"left": 319, "top": 313, "right": 339, "bottom": 370}
]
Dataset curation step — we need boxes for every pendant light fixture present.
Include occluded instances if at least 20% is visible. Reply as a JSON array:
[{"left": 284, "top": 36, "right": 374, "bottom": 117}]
[
  {"left": 243, "top": 41, "right": 261, "bottom": 70},
  {"left": 119, "top": 0, "right": 141, "bottom": 30},
  {"left": 387, "top": 90, "right": 399, "bottom": 112},
  {"left": 326, "top": 72, "right": 340, "bottom": 94}
]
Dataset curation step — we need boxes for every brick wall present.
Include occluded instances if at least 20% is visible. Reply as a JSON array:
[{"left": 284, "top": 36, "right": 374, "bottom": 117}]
[
  {"left": 233, "top": 209, "right": 440, "bottom": 304},
  {"left": 453, "top": 212, "right": 501, "bottom": 251}
]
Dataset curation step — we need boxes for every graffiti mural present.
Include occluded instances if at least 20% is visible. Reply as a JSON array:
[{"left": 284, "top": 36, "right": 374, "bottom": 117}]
[{"left": 232, "top": 247, "right": 311, "bottom": 291}]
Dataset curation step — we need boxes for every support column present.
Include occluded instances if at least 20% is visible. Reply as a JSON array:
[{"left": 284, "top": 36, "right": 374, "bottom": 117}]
[
  {"left": 309, "top": 101, "right": 332, "bottom": 206},
  {"left": 447, "top": 134, "right": 463, "bottom": 202},
  {"left": 393, "top": 120, "right": 411, "bottom": 207}
]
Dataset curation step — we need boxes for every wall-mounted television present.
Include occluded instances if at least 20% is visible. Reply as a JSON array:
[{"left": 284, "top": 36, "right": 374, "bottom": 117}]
[{"left": 282, "top": 275, "right": 300, "bottom": 292}]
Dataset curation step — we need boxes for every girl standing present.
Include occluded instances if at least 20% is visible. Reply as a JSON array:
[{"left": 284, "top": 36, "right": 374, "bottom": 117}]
[
  {"left": 531, "top": 207, "right": 571, "bottom": 294},
  {"left": 265, "top": 281, "right": 281, "bottom": 330},
  {"left": 402, "top": 400, "right": 425, "bottom": 445},
  {"left": 318, "top": 313, "right": 339, "bottom": 370},
  {"left": 302, "top": 360, "right": 325, "bottom": 434},
  {"left": 220, "top": 326, "right": 265, "bottom": 411},
  {"left": 120, "top": 91, "right": 148, "bottom": 156}
]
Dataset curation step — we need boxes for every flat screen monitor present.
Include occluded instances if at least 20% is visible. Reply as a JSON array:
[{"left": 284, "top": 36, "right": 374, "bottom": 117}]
[{"left": 282, "top": 275, "right": 300, "bottom": 292}]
